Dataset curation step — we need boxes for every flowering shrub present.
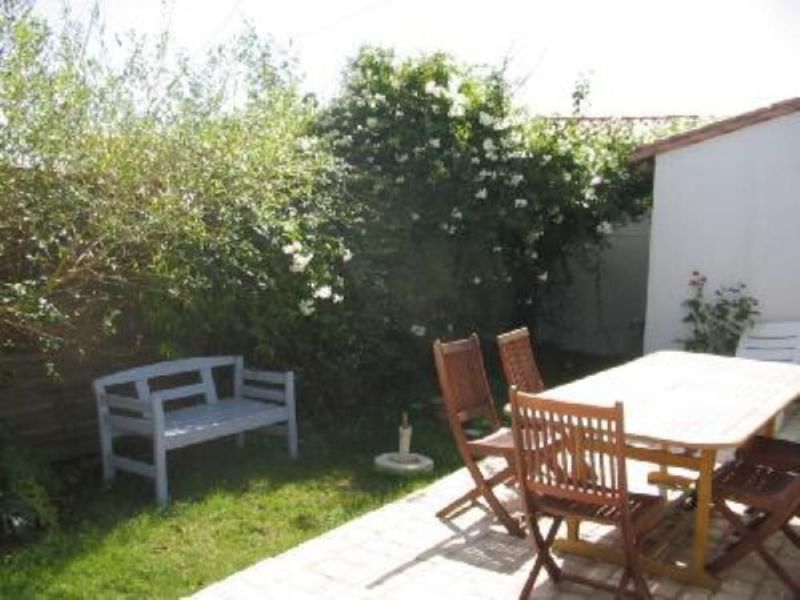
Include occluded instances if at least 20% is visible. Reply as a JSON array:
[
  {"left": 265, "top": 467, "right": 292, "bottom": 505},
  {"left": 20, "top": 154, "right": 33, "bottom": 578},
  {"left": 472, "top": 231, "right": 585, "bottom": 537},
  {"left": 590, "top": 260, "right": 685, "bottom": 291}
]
[
  {"left": 0, "top": 15, "right": 353, "bottom": 395},
  {"left": 321, "top": 49, "right": 653, "bottom": 345},
  {"left": 681, "top": 272, "right": 759, "bottom": 355}
]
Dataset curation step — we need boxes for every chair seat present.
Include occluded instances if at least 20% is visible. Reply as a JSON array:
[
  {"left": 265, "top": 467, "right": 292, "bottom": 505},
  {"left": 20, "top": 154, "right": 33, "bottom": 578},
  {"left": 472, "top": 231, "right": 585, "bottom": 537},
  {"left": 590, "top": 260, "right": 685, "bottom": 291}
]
[
  {"left": 738, "top": 436, "right": 800, "bottom": 474},
  {"left": 466, "top": 426, "right": 515, "bottom": 456},
  {"left": 713, "top": 460, "right": 800, "bottom": 510},
  {"left": 537, "top": 491, "right": 665, "bottom": 534}
]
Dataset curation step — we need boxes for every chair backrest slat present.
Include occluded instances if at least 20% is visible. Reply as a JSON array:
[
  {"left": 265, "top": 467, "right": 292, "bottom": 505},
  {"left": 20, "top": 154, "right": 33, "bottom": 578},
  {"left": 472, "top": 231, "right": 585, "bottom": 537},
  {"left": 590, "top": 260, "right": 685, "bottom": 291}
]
[
  {"left": 510, "top": 389, "right": 628, "bottom": 507},
  {"left": 497, "top": 327, "right": 545, "bottom": 393}
]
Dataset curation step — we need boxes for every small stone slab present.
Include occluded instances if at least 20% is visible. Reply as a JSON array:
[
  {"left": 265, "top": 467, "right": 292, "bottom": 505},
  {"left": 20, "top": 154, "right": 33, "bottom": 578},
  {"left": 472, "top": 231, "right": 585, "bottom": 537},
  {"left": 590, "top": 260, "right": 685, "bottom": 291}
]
[{"left": 374, "top": 452, "right": 434, "bottom": 476}]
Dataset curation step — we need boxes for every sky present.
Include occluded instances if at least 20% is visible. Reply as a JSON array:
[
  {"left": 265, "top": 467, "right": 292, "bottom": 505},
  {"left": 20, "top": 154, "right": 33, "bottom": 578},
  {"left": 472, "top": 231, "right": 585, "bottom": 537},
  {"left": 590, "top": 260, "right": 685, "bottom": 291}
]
[{"left": 35, "top": 0, "right": 800, "bottom": 117}]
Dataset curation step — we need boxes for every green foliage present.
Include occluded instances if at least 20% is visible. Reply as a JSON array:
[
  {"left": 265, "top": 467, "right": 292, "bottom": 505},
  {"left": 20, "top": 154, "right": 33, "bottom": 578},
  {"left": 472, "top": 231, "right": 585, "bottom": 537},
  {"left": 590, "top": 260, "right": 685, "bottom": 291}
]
[
  {"left": 681, "top": 271, "right": 760, "bottom": 355},
  {"left": 0, "top": 424, "right": 58, "bottom": 542},
  {"left": 321, "top": 48, "right": 653, "bottom": 348},
  {"left": 0, "top": 16, "right": 353, "bottom": 384},
  {"left": 1, "top": 16, "right": 655, "bottom": 411}
]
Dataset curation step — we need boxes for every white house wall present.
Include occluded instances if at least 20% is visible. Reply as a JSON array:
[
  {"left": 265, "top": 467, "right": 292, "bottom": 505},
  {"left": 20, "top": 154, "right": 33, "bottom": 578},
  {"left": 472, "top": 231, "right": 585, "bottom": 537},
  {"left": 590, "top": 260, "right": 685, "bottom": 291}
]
[{"left": 644, "top": 112, "right": 800, "bottom": 352}]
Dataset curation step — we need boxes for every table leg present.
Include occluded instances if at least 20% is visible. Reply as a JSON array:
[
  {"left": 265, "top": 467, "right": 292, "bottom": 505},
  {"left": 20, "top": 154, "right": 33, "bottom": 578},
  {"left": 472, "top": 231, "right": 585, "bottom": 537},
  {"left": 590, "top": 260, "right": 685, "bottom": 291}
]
[
  {"left": 567, "top": 517, "right": 580, "bottom": 541},
  {"left": 690, "top": 449, "right": 716, "bottom": 576}
]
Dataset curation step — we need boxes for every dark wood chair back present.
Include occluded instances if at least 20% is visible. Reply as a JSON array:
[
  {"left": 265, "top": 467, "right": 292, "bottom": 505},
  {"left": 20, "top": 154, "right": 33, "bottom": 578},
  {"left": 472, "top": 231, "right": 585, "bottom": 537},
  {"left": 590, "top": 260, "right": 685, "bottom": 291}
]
[
  {"left": 433, "top": 334, "right": 500, "bottom": 431},
  {"left": 510, "top": 389, "right": 628, "bottom": 508},
  {"left": 497, "top": 327, "right": 545, "bottom": 393}
]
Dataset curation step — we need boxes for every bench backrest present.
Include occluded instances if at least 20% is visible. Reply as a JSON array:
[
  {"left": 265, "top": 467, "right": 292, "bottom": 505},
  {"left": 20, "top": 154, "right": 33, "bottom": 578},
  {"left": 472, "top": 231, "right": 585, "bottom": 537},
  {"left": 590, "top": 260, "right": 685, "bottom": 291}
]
[
  {"left": 93, "top": 356, "right": 240, "bottom": 405},
  {"left": 736, "top": 321, "right": 800, "bottom": 364}
]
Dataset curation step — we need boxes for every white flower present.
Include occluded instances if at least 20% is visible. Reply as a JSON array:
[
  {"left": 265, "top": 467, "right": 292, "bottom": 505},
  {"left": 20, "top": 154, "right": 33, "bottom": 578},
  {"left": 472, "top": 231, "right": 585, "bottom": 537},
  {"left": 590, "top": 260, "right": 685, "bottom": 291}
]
[
  {"left": 478, "top": 169, "right": 491, "bottom": 180},
  {"left": 451, "top": 208, "right": 463, "bottom": 220},
  {"left": 396, "top": 153, "right": 409, "bottom": 163},
  {"left": 596, "top": 221, "right": 613, "bottom": 235},
  {"left": 482, "top": 138, "right": 496, "bottom": 153},
  {"left": 538, "top": 271, "right": 549, "bottom": 283},
  {"left": 478, "top": 112, "right": 495, "bottom": 126},
  {"left": 410, "top": 212, "right": 420, "bottom": 221},
  {"left": 410, "top": 324, "right": 426, "bottom": 337},
  {"left": 475, "top": 188, "right": 488, "bottom": 200},
  {"left": 514, "top": 198, "right": 528, "bottom": 209},
  {"left": 366, "top": 117, "right": 378, "bottom": 128},
  {"left": 509, "top": 174, "right": 524, "bottom": 187},
  {"left": 395, "top": 175, "right": 405, "bottom": 184},
  {"left": 282, "top": 241, "right": 302, "bottom": 255},
  {"left": 424, "top": 81, "right": 437, "bottom": 95},
  {"left": 472, "top": 276, "right": 482, "bottom": 285},
  {"left": 342, "top": 248, "right": 353, "bottom": 262},
  {"left": 313, "top": 285, "right": 332, "bottom": 299},
  {"left": 395, "top": 109, "right": 404, "bottom": 118},
  {"left": 470, "top": 157, "right": 480, "bottom": 164},
  {"left": 562, "top": 172, "right": 573, "bottom": 183},
  {"left": 290, "top": 253, "right": 313, "bottom": 273},
  {"left": 374, "top": 93, "right": 386, "bottom": 103},
  {"left": 448, "top": 103, "right": 465, "bottom": 118},
  {"left": 429, "top": 138, "right": 441, "bottom": 149},
  {"left": 333, "top": 293, "right": 344, "bottom": 303},
  {"left": 591, "top": 175, "right": 604, "bottom": 186},
  {"left": 299, "top": 299, "right": 315, "bottom": 316}
]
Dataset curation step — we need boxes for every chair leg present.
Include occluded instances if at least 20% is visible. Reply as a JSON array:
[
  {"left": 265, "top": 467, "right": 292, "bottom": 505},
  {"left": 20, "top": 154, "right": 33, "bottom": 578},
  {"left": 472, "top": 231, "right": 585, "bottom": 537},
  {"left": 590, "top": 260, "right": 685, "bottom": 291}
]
[
  {"left": 782, "top": 523, "right": 800, "bottom": 549},
  {"left": 710, "top": 499, "right": 800, "bottom": 593},
  {"left": 619, "top": 523, "right": 652, "bottom": 600},
  {"left": 438, "top": 464, "right": 522, "bottom": 537},
  {"left": 519, "top": 516, "right": 563, "bottom": 599},
  {"left": 436, "top": 465, "right": 514, "bottom": 517}
]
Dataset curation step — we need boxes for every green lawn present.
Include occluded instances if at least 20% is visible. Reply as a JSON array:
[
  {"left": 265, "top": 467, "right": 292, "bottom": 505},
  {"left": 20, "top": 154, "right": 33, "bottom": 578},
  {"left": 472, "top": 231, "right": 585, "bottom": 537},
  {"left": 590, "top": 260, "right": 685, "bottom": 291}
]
[{"left": 0, "top": 406, "right": 461, "bottom": 599}]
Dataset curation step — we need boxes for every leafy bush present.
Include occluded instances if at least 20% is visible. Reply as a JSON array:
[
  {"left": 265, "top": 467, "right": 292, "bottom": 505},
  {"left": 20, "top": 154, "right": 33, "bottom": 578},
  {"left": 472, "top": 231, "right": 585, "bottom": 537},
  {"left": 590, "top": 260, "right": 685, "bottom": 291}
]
[
  {"left": 0, "top": 16, "right": 353, "bottom": 386},
  {"left": 681, "top": 271, "right": 760, "bottom": 355},
  {"left": 0, "top": 424, "right": 58, "bottom": 542}
]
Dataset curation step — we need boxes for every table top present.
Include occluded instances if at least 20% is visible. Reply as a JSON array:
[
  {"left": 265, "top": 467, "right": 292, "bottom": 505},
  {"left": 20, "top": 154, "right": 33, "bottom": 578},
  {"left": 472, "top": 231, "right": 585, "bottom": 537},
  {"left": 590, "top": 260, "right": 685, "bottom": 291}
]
[{"left": 535, "top": 351, "right": 800, "bottom": 449}]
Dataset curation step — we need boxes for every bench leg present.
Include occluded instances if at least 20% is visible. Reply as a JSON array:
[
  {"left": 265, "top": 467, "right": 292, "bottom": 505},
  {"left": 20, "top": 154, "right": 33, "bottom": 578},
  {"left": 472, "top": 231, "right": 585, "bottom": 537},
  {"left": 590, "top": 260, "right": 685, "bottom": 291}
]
[
  {"left": 154, "top": 438, "right": 168, "bottom": 504},
  {"left": 287, "top": 416, "right": 298, "bottom": 458},
  {"left": 286, "top": 373, "right": 299, "bottom": 458},
  {"left": 236, "top": 432, "right": 245, "bottom": 448},
  {"left": 99, "top": 416, "right": 116, "bottom": 484}
]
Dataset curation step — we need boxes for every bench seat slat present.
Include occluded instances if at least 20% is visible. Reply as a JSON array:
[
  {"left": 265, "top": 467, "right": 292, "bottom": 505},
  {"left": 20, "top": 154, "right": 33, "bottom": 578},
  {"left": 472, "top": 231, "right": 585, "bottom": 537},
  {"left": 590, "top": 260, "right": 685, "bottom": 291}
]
[{"left": 163, "top": 399, "right": 288, "bottom": 450}]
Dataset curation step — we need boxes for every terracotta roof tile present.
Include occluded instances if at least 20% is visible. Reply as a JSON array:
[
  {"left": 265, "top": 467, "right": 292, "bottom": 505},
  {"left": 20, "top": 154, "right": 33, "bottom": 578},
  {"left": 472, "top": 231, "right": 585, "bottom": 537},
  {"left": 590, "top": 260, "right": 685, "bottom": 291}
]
[{"left": 630, "top": 97, "right": 800, "bottom": 162}]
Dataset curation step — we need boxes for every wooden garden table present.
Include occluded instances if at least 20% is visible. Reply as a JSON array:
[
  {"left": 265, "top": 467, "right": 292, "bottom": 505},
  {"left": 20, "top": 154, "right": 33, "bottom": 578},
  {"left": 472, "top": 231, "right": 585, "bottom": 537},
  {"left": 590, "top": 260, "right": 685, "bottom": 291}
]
[{"left": 533, "top": 350, "right": 800, "bottom": 589}]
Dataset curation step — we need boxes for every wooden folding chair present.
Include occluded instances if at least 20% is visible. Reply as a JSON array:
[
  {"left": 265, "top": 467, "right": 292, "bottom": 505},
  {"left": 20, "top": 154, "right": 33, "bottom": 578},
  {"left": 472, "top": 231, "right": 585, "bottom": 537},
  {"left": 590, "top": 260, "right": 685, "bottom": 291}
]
[
  {"left": 737, "top": 434, "right": 800, "bottom": 474},
  {"left": 707, "top": 458, "right": 800, "bottom": 595},
  {"left": 509, "top": 389, "right": 665, "bottom": 599},
  {"left": 433, "top": 335, "right": 525, "bottom": 538},
  {"left": 497, "top": 327, "right": 545, "bottom": 394}
]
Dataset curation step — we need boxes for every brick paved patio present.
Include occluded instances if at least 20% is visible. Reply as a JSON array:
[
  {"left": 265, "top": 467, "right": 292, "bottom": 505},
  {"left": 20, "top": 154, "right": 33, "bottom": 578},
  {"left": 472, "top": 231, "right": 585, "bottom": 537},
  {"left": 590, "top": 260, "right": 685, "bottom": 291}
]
[{"left": 195, "top": 405, "right": 800, "bottom": 599}]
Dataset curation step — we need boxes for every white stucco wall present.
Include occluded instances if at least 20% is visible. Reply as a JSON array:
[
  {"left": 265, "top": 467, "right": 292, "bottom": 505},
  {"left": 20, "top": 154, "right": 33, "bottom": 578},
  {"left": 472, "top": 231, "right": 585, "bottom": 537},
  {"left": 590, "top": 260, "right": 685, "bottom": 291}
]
[
  {"left": 644, "top": 112, "right": 800, "bottom": 353},
  {"left": 543, "top": 219, "right": 651, "bottom": 356}
]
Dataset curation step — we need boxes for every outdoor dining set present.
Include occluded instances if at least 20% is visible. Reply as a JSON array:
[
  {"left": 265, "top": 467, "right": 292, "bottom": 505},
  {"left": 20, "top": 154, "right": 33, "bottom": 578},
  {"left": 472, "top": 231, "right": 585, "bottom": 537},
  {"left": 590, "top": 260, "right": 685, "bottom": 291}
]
[{"left": 432, "top": 327, "right": 800, "bottom": 598}]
